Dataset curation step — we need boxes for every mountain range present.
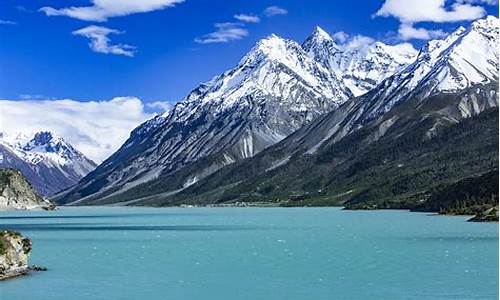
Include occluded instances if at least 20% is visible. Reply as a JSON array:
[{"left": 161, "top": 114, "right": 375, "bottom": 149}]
[
  {"left": 55, "top": 16, "right": 499, "bottom": 208},
  {"left": 0, "top": 131, "right": 96, "bottom": 196}
]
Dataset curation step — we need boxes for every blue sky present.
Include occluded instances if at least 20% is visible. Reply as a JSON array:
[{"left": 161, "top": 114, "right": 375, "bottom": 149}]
[{"left": 1, "top": 0, "right": 498, "bottom": 104}]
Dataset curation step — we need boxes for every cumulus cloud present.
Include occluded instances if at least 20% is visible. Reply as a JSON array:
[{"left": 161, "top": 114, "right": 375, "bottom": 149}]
[
  {"left": 40, "top": 0, "right": 184, "bottom": 22},
  {"left": 0, "top": 97, "right": 154, "bottom": 162},
  {"left": 398, "top": 23, "right": 447, "bottom": 40},
  {"left": 332, "top": 31, "right": 350, "bottom": 43},
  {"left": 375, "top": 0, "right": 486, "bottom": 40},
  {"left": 344, "top": 35, "right": 376, "bottom": 49},
  {"left": 234, "top": 14, "right": 261, "bottom": 23},
  {"left": 72, "top": 25, "right": 136, "bottom": 57},
  {"left": 263, "top": 6, "right": 288, "bottom": 17},
  {"left": 375, "top": 0, "right": 485, "bottom": 23},
  {"left": 332, "top": 32, "right": 375, "bottom": 48},
  {"left": 195, "top": 22, "right": 248, "bottom": 44},
  {"left": 331, "top": 30, "right": 418, "bottom": 53},
  {"left": 145, "top": 101, "right": 173, "bottom": 114},
  {"left": 0, "top": 19, "right": 17, "bottom": 25}
]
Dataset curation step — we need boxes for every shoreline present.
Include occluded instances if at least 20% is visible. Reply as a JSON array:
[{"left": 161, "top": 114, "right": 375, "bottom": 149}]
[
  {"left": 56, "top": 202, "right": 500, "bottom": 222},
  {"left": 0, "top": 267, "right": 29, "bottom": 281},
  {"left": 0, "top": 266, "right": 47, "bottom": 281}
]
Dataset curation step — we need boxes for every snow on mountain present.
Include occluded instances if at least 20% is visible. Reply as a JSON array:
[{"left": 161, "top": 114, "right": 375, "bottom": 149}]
[
  {"left": 160, "top": 17, "right": 499, "bottom": 206},
  {"left": 0, "top": 131, "right": 97, "bottom": 196},
  {"left": 173, "top": 34, "right": 353, "bottom": 121},
  {"left": 303, "top": 26, "right": 418, "bottom": 97},
  {"left": 292, "top": 16, "right": 499, "bottom": 156},
  {"left": 57, "top": 26, "right": 422, "bottom": 205},
  {"left": 58, "top": 33, "right": 359, "bottom": 204},
  {"left": 358, "top": 15, "right": 499, "bottom": 121}
]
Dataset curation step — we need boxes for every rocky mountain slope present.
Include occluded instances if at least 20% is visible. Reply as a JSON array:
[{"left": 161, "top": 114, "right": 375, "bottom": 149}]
[
  {"left": 111, "top": 16, "right": 499, "bottom": 208},
  {"left": 0, "top": 168, "right": 55, "bottom": 210},
  {"left": 56, "top": 26, "right": 416, "bottom": 205},
  {"left": 0, "top": 132, "right": 96, "bottom": 196}
]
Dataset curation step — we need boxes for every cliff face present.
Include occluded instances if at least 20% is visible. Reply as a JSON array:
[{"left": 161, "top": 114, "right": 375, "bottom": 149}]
[
  {"left": 0, "top": 168, "right": 55, "bottom": 210},
  {"left": 0, "top": 231, "right": 32, "bottom": 280}
]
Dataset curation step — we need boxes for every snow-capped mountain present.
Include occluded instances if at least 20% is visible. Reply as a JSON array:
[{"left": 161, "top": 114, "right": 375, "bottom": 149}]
[
  {"left": 0, "top": 131, "right": 97, "bottom": 196},
  {"left": 56, "top": 34, "right": 350, "bottom": 204},
  {"left": 353, "top": 15, "right": 499, "bottom": 123},
  {"left": 56, "top": 26, "right": 422, "bottom": 205},
  {"left": 150, "top": 16, "right": 499, "bottom": 206},
  {"left": 278, "top": 16, "right": 499, "bottom": 157},
  {"left": 303, "top": 26, "right": 418, "bottom": 96}
]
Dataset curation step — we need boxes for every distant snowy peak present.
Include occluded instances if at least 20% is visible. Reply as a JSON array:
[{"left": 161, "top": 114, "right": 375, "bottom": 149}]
[
  {"left": 386, "top": 15, "right": 499, "bottom": 104},
  {"left": 348, "top": 15, "right": 499, "bottom": 123},
  {"left": 0, "top": 131, "right": 97, "bottom": 196},
  {"left": 23, "top": 132, "right": 82, "bottom": 161},
  {"left": 0, "top": 131, "right": 95, "bottom": 168},
  {"left": 302, "top": 26, "right": 418, "bottom": 96}
]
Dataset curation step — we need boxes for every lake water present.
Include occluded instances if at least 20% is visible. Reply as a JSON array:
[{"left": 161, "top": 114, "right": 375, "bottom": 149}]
[{"left": 0, "top": 207, "right": 497, "bottom": 300}]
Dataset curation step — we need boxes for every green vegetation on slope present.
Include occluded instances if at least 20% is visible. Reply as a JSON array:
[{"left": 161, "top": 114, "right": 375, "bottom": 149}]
[
  {"left": 412, "top": 170, "right": 498, "bottom": 218},
  {"left": 157, "top": 95, "right": 498, "bottom": 209}
]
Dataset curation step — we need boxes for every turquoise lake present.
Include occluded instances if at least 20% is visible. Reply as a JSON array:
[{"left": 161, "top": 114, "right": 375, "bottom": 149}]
[{"left": 0, "top": 207, "right": 498, "bottom": 300}]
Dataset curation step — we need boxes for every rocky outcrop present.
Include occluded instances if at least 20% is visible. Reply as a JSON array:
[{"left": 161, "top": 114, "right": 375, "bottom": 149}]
[
  {"left": 0, "top": 231, "right": 32, "bottom": 280},
  {"left": 0, "top": 168, "right": 55, "bottom": 210},
  {"left": 468, "top": 206, "right": 499, "bottom": 222}
]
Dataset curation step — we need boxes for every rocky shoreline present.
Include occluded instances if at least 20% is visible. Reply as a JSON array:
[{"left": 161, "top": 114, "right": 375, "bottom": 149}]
[
  {"left": 0, "top": 265, "right": 47, "bottom": 281},
  {"left": 0, "top": 230, "right": 46, "bottom": 280},
  {"left": 467, "top": 206, "right": 499, "bottom": 222}
]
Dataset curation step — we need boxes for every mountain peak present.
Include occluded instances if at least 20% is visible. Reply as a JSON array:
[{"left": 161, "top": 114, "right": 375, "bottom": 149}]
[
  {"left": 0, "top": 131, "right": 97, "bottom": 196},
  {"left": 470, "top": 15, "right": 499, "bottom": 36},
  {"left": 255, "top": 33, "right": 290, "bottom": 50},
  {"left": 473, "top": 15, "right": 498, "bottom": 27},
  {"left": 31, "top": 131, "right": 55, "bottom": 146},
  {"left": 241, "top": 33, "right": 302, "bottom": 66},
  {"left": 302, "top": 26, "right": 338, "bottom": 51},
  {"left": 310, "top": 26, "right": 333, "bottom": 41}
]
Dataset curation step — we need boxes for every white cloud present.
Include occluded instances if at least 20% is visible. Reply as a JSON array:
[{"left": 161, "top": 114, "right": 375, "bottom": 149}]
[
  {"left": 375, "top": 0, "right": 486, "bottom": 40},
  {"left": 40, "top": 0, "right": 184, "bottom": 22},
  {"left": 0, "top": 19, "right": 17, "bottom": 25},
  {"left": 344, "top": 35, "right": 375, "bottom": 49},
  {"left": 263, "top": 6, "right": 288, "bottom": 17},
  {"left": 195, "top": 22, "right": 248, "bottom": 44},
  {"left": 0, "top": 97, "right": 154, "bottom": 162},
  {"left": 331, "top": 31, "right": 418, "bottom": 53},
  {"left": 375, "top": 0, "right": 485, "bottom": 23},
  {"left": 457, "top": 0, "right": 498, "bottom": 5},
  {"left": 72, "top": 25, "right": 136, "bottom": 57},
  {"left": 398, "top": 23, "right": 447, "bottom": 40},
  {"left": 145, "top": 101, "right": 173, "bottom": 114},
  {"left": 331, "top": 32, "right": 376, "bottom": 49},
  {"left": 332, "top": 31, "right": 350, "bottom": 43},
  {"left": 234, "top": 14, "right": 261, "bottom": 23}
]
